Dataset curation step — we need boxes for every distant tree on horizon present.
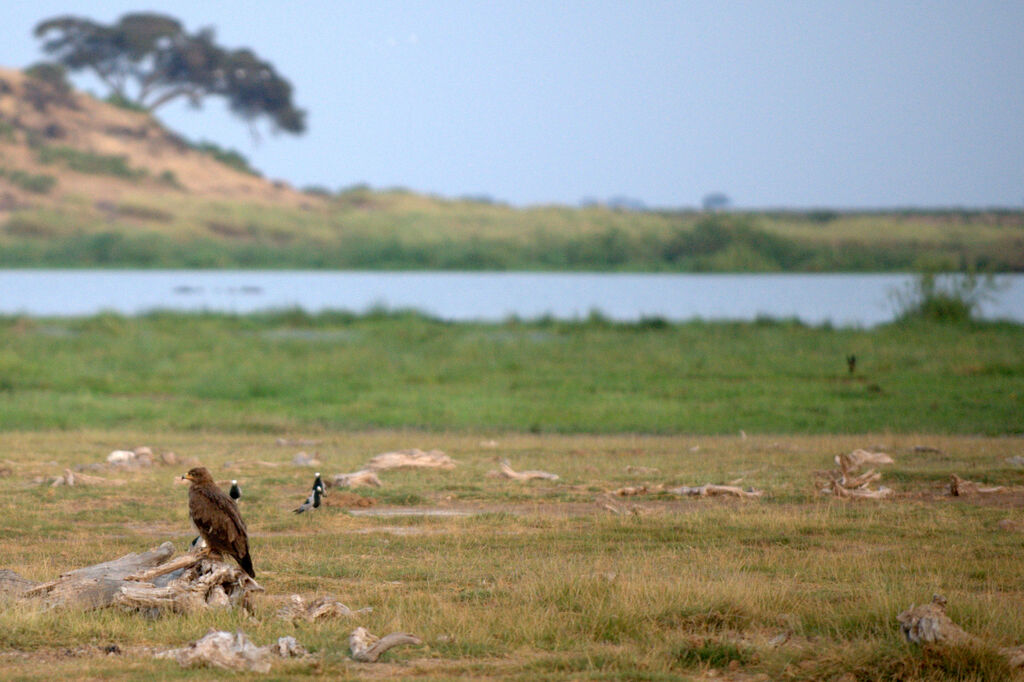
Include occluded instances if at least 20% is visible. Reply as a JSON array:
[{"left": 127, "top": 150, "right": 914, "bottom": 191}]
[
  {"left": 33, "top": 12, "right": 306, "bottom": 135},
  {"left": 702, "top": 192, "right": 731, "bottom": 211}
]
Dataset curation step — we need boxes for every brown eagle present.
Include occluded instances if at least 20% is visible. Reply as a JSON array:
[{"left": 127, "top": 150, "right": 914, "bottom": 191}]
[{"left": 181, "top": 466, "right": 255, "bottom": 577}]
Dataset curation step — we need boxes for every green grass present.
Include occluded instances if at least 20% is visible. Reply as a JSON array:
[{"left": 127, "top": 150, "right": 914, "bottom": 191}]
[
  {"left": 35, "top": 144, "right": 146, "bottom": 179},
  {"left": 2, "top": 196, "right": 1022, "bottom": 270},
  {"left": 1, "top": 430, "right": 1022, "bottom": 679},
  {"left": 0, "top": 312, "right": 1020, "bottom": 434},
  {"left": 0, "top": 167, "right": 57, "bottom": 194}
]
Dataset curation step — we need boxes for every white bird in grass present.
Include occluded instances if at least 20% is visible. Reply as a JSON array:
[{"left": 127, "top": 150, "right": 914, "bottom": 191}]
[{"left": 294, "top": 484, "right": 323, "bottom": 514}]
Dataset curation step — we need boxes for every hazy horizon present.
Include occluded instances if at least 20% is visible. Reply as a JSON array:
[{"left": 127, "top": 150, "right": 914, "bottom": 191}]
[{"left": 3, "top": 1, "right": 1023, "bottom": 210}]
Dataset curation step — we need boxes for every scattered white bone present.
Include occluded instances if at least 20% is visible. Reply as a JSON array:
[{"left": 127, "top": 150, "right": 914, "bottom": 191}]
[
  {"left": 51, "top": 468, "right": 125, "bottom": 487},
  {"left": 155, "top": 629, "right": 307, "bottom": 672},
  {"left": 488, "top": 459, "right": 559, "bottom": 482},
  {"left": 625, "top": 465, "right": 660, "bottom": 476},
  {"left": 899, "top": 595, "right": 1024, "bottom": 668},
  {"left": 349, "top": 627, "right": 422, "bottom": 662},
  {"left": 667, "top": 483, "right": 763, "bottom": 498},
  {"left": 331, "top": 470, "right": 383, "bottom": 488},
  {"left": 278, "top": 594, "right": 372, "bottom": 622},
  {"left": 292, "top": 451, "right": 321, "bottom": 467},
  {"left": 365, "top": 449, "right": 456, "bottom": 471},
  {"left": 107, "top": 450, "right": 136, "bottom": 465},
  {"left": 836, "top": 449, "right": 894, "bottom": 472},
  {"left": 949, "top": 474, "right": 1005, "bottom": 496}
]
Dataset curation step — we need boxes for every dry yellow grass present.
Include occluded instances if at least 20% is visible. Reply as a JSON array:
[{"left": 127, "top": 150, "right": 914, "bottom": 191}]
[{"left": 1, "top": 430, "right": 1023, "bottom": 679}]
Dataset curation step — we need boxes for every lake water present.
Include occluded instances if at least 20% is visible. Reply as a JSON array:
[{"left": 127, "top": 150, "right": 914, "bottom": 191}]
[{"left": 1, "top": 270, "right": 1022, "bottom": 327}]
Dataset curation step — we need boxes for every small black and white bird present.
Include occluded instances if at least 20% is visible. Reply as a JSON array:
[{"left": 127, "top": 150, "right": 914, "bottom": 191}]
[
  {"left": 229, "top": 479, "right": 242, "bottom": 502},
  {"left": 312, "top": 472, "right": 326, "bottom": 496},
  {"left": 293, "top": 485, "right": 323, "bottom": 514}
]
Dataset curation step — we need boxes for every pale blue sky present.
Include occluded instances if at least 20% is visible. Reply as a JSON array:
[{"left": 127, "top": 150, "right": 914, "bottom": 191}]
[{"left": 3, "top": 1, "right": 1023, "bottom": 209}]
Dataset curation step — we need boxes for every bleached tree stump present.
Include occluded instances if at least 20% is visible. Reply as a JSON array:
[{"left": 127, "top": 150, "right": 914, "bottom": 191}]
[{"left": 20, "top": 542, "right": 260, "bottom": 612}]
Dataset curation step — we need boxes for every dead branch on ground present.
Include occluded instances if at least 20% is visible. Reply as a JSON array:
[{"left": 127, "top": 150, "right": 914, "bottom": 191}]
[
  {"left": 667, "top": 483, "right": 764, "bottom": 498},
  {"left": 20, "top": 542, "right": 260, "bottom": 612},
  {"left": 365, "top": 448, "right": 456, "bottom": 471},
  {"left": 155, "top": 629, "right": 307, "bottom": 672},
  {"left": 949, "top": 474, "right": 1006, "bottom": 496},
  {"left": 331, "top": 470, "right": 383, "bottom": 488},
  {"left": 349, "top": 627, "right": 422, "bottom": 662},
  {"left": 487, "top": 459, "right": 559, "bottom": 482},
  {"left": 277, "top": 594, "right": 372, "bottom": 622}
]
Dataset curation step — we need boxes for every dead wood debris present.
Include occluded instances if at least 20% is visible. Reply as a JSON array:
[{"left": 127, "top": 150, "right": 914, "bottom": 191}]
[
  {"left": 949, "top": 474, "right": 1006, "bottom": 496},
  {"left": 276, "top": 437, "right": 322, "bottom": 447},
  {"left": 20, "top": 542, "right": 260, "bottom": 613},
  {"left": 277, "top": 594, "right": 372, "bottom": 622},
  {"left": 611, "top": 484, "right": 660, "bottom": 497},
  {"left": 292, "top": 451, "right": 321, "bottom": 467},
  {"left": 668, "top": 483, "right": 764, "bottom": 498},
  {"left": 821, "top": 449, "right": 895, "bottom": 498},
  {"left": 487, "top": 459, "right": 559, "bottom": 482},
  {"left": 898, "top": 594, "right": 1024, "bottom": 668},
  {"left": 155, "top": 629, "right": 307, "bottom": 673},
  {"left": 625, "top": 465, "right": 660, "bottom": 476},
  {"left": 349, "top": 627, "right": 423, "bottom": 662},
  {"left": 50, "top": 468, "right": 126, "bottom": 487},
  {"left": 330, "top": 470, "right": 383, "bottom": 489},
  {"left": 365, "top": 448, "right": 456, "bottom": 471}
]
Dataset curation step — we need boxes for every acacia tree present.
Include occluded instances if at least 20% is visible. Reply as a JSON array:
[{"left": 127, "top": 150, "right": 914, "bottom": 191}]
[{"left": 34, "top": 13, "right": 306, "bottom": 134}]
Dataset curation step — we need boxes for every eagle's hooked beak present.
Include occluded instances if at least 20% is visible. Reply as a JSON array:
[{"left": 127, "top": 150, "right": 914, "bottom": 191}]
[{"left": 180, "top": 473, "right": 193, "bottom": 482}]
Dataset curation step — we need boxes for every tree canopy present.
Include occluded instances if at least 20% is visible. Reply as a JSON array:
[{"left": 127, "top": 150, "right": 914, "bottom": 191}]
[{"left": 34, "top": 13, "right": 306, "bottom": 134}]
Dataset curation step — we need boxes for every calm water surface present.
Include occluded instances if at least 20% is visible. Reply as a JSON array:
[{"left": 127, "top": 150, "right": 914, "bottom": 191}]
[{"left": 1, "top": 270, "right": 1021, "bottom": 327}]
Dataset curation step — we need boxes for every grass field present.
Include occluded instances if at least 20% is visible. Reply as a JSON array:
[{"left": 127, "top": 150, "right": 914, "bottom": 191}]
[
  {"left": 2, "top": 194, "right": 1023, "bottom": 271},
  {"left": 0, "top": 312, "right": 1021, "bottom": 435},
  {"left": 2, "top": 430, "right": 1023, "bottom": 679},
  {"left": 1, "top": 313, "right": 1021, "bottom": 678}
]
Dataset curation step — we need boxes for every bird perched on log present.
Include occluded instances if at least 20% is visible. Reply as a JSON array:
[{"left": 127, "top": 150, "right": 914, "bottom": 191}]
[
  {"left": 294, "top": 484, "right": 323, "bottom": 514},
  {"left": 181, "top": 467, "right": 255, "bottom": 577},
  {"left": 312, "top": 472, "right": 326, "bottom": 496},
  {"left": 229, "top": 479, "right": 241, "bottom": 502}
]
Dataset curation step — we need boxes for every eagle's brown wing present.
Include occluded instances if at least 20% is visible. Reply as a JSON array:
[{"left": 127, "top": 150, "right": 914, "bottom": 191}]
[{"left": 189, "top": 485, "right": 254, "bottom": 577}]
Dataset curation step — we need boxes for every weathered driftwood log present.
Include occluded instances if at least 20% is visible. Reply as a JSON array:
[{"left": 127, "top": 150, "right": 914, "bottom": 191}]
[
  {"left": 155, "top": 629, "right": 307, "bottom": 673},
  {"left": 277, "top": 594, "right": 372, "bottom": 622},
  {"left": 331, "top": 470, "right": 383, "bottom": 488},
  {"left": 23, "top": 542, "right": 175, "bottom": 609},
  {"left": 365, "top": 449, "right": 456, "bottom": 471},
  {"left": 949, "top": 474, "right": 1005, "bottom": 496},
  {"left": 668, "top": 483, "right": 763, "bottom": 498},
  {"left": 349, "top": 627, "right": 422, "bottom": 662},
  {"left": 21, "top": 542, "right": 259, "bottom": 612},
  {"left": 488, "top": 459, "right": 559, "bottom": 482},
  {"left": 0, "top": 568, "right": 36, "bottom": 596},
  {"left": 117, "top": 555, "right": 261, "bottom": 613}
]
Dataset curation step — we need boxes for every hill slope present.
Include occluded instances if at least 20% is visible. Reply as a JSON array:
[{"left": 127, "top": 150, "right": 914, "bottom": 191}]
[
  {"left": 0, "top": 66, "right": 311, "bottom": 211},
  {"left": 1, "top": 66, "right": 1022, "bottom": 271}
]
